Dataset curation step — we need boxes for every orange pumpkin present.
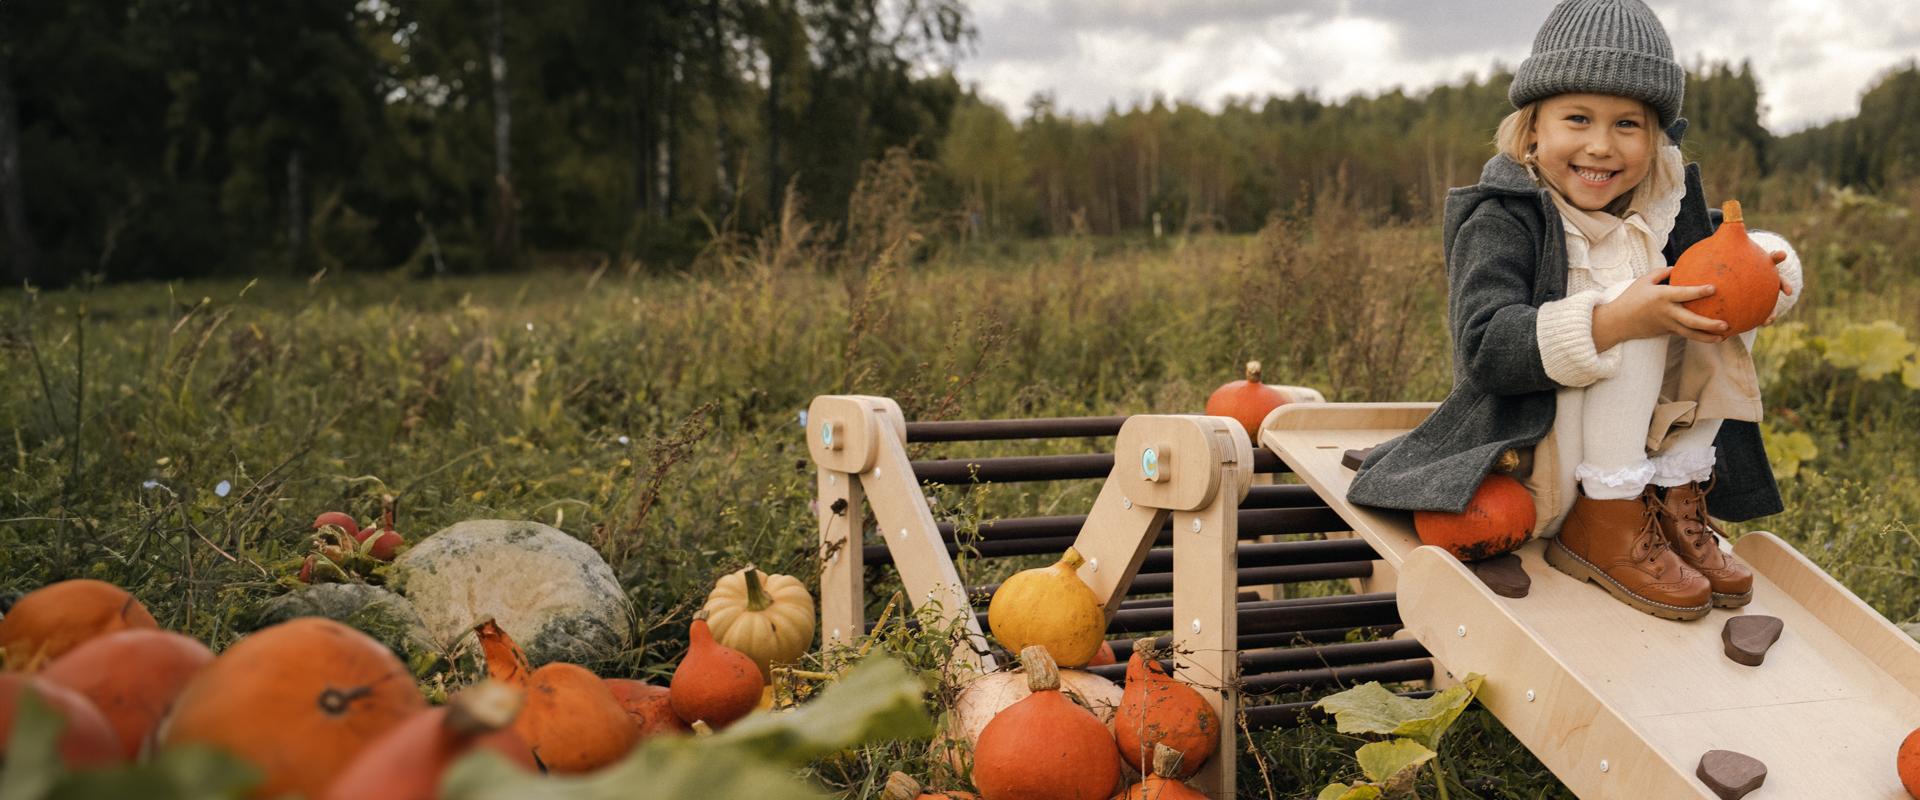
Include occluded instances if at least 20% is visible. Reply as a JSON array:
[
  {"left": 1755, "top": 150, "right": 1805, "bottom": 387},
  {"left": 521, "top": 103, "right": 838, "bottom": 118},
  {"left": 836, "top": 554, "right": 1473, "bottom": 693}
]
[
  {"left": 604, "top": 678, "right": 689, "bottom": 740},
  {"left": 1113, "top": 639, "right": 1218, "bottom": 777},
  {"left": 1412, "top": 473, "right": 1534, "bottom": 562},
  {"left": 884, "top": 770, "right": 980, "bottom": 800},
  {"left": 39, "top": 629, "right": 213, "bottom": 758},
  {"left": 0, "top": 673, "right": 123, "bottom": 768},
  {"left": 1118, "top": 744, "right": 1207, "bottom": 800},
  {"left": 0, "top": 579, "right": 158, "bottom": 671},
  {"left": 1670, "top": 200, "right": 1780, "bottom": 335},
  {"left": 1088, "top": 640, "right": 1117, "bottom": 667},
  {"left": 475, "top": 619, "right": 638, "bottom": 773},
  {"left": 668, "top": 611, "right": 763, "bottom": 730},
  {"left": 322, "top": 680, "right": 537, "bottom": 800},
  {"left": 971, "top": 646, "right": 1121, "bottom": 800},
  {"left": 1899, "top": 726, "right": 1920, "bottom": 798},
  {"left": 1204, "top": 361, "right": 1291, "bottom": 440},
  {"left": 157, "top": 617, "right": 426, "bottom": 799}
]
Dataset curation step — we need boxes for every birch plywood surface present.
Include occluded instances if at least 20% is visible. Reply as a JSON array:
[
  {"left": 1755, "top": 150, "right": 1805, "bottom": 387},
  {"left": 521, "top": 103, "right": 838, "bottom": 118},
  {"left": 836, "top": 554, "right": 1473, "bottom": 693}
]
[{"left": 1262, "top": 403, "right": 1920, "bottom": 799}]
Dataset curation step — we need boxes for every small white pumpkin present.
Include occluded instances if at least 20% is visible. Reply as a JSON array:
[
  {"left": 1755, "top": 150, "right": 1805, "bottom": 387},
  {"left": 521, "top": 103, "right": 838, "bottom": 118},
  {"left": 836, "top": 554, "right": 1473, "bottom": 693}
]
[
  {"left": 938, "top": 665, "right": 1123, "bottom": 773},
  {"left": 702, "top": 566, "right": 815, "bottom": 682}
]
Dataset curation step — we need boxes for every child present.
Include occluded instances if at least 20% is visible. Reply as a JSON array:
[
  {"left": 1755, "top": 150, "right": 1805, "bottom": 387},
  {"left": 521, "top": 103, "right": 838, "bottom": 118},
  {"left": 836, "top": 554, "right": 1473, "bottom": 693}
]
[{"left": 1347, "top": 0, "right": 1803, "bottom": 621}]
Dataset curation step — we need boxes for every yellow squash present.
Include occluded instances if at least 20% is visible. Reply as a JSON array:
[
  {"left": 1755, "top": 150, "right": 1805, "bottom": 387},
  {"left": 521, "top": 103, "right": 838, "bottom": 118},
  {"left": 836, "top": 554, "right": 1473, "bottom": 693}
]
[
  {"left": 702, "top": 566, "right": 816, "bottom": 682},
  {"left": 986, "top": 548, "right": 1105, "bottom": 668}
]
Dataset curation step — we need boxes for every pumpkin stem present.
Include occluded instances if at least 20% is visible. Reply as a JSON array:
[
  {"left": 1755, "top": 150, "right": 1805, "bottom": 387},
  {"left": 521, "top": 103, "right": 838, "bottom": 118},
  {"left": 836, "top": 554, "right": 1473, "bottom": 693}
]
[
  {"left": 473, "top": 619, "right": 533, "bottom": 686},
  {"left": 1245, "top": 360, "right": 1263, "bottom": 383},
  {"left": 1495, "top": 448, "right": 1521, "bottom": 474},
  {"left": 1150, "top": 743, "right": 1186, "bottom": 780},
  {"left": 1133, "top": 637, "right": 1160, "bottom": 660},
  {"left": 1018, "top": 645, "right": 1061, "bottom": 692},
  {"left": 1721, "top": 199, "right": 1743, "bottom": 225},
  {"left": 446, "top": 680, "right": 525, "bottom": 736},
  {"left": 316, "top": 685, "right": 375, "bottom": 717},
  {"left": 882, "top": 772, "right": 924, "bottom": 800},
  {"left": 1058, "top": 547, "right": 1086, "bottom": 571},
  {"left": 690, "top": 720, "right": 715, "bottom": 736},
  {"left": 743, "top": 567, "right": 772, "bottom": 611}
]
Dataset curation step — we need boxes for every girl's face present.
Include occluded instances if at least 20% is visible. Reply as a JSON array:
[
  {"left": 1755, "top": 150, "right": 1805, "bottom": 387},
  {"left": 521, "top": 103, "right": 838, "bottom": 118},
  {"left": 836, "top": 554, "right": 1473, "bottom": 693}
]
[{"left": 1531, "top": 93, "right": 1654, "bottom": 211}]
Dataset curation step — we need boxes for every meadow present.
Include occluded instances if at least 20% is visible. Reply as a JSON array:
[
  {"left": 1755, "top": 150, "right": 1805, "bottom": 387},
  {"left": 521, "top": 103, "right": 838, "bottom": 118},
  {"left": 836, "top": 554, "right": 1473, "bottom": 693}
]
[{"left": 5, "top": 160, "right": 1920, "bottom": 797}]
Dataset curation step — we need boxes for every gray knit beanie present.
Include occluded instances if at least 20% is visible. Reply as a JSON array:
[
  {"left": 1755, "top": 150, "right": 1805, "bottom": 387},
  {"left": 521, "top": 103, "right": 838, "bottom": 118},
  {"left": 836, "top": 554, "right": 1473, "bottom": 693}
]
[{"left": 1509, "top": 0, "right": 1684, "bottom": 125}]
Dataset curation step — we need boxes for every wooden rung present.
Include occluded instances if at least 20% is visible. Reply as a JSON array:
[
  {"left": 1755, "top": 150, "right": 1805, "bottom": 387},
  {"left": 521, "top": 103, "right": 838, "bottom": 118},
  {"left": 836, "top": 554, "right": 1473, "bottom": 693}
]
[
  {"left": 1243, "top": 689, "right": 1436, "bottom": 730},
  {"left": 1088, "top": 637, "right": 1430, "bottom": 682},
  {"left": 1239, "top": 658, "right": 1433, "bottom": 694},
  {"left": 860, "top": 592, "right": 1258, "bottom": 635},
  {"left": 905, "top": 416, "right": 1128, "bottom": 442},
  {"left": 910, "top": 449, "right": 1287, "bottom": 484},
  {"left": 1124, "top": 561, "right": 1372, "bottom": 594},
  {"left": 861, "top": 520, "right": 1369, "bottom": 567},
  {"left": 1106, "top": 593, "right": 1400, "bottom": 635}
]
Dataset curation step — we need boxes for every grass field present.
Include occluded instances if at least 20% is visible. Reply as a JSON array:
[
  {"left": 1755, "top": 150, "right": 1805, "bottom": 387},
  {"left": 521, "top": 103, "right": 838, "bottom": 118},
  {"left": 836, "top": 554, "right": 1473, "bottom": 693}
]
[{"left": 5, "top": 172, "right": 1920, "bottom": 797}]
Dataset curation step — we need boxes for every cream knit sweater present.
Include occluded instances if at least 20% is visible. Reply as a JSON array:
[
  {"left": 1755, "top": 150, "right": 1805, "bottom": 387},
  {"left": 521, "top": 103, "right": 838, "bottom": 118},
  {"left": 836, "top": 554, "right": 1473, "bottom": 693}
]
[{"left": 1533, "top": 144, "right": 1804, "bottom": 389}]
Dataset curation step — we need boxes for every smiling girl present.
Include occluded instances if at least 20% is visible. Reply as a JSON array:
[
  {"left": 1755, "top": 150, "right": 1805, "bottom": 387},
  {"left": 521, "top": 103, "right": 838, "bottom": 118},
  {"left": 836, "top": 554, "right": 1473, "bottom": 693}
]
[{"left": 1346, "top": 0, "right": 1804, "bottom": 620}]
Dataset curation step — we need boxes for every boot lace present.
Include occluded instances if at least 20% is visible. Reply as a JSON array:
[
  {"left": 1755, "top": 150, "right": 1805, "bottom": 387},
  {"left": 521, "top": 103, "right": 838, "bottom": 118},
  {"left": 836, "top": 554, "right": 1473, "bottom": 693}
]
[
  {"left": 1631, "top": 499, "right": 1671, "bottom": 565},
  {"left": 1656, "top": 481, "right": 1717, "bottom": 550}
]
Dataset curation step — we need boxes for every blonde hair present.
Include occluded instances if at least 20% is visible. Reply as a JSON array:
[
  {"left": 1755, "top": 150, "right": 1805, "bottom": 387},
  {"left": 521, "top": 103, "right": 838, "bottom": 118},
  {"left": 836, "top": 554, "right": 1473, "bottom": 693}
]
[{"left": 1496, "top": 99, "right": 1674, "bottom": 207}]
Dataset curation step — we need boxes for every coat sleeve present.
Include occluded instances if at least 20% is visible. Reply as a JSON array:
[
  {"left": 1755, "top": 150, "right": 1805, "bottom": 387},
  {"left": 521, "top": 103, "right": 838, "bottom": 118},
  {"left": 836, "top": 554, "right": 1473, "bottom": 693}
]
[{"left": 1447, "top": 206, "right": 1560, "bottom": 396}]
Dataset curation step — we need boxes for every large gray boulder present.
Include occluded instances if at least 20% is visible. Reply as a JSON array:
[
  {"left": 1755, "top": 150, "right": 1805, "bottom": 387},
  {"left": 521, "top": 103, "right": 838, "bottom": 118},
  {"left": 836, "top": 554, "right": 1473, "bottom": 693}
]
[{"left": 391, "top": 519, "right": 632, "bottom": 666}]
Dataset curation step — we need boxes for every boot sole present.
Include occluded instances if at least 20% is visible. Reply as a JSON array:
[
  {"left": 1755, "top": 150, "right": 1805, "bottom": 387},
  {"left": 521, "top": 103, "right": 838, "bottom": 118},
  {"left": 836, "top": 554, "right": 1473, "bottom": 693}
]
[
  {"left": 1545, "top": 539, "right": 1712, "bottom": 621},
  {"left": 1712, "top": 590, "right": 1753, "bottom": 608}
]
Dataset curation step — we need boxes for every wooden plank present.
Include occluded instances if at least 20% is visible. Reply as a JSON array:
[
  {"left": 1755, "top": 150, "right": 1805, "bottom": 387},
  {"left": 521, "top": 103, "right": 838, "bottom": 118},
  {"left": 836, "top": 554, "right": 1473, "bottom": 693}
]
[
  {"left": 817, "top": 465, "right": 864, "bottom": 649},
  {"left": 1258, "top": 402, "right": 1437, "bottom": 573},
  {"left": 1734, "top": 531, "right": 1920, "bottom": 695}
]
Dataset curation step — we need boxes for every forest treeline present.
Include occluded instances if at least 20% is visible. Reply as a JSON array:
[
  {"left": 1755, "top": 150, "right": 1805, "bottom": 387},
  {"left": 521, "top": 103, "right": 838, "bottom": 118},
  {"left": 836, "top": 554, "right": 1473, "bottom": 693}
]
[{"left": 1, "top": 0, "right": 1915, "bottom": 285}]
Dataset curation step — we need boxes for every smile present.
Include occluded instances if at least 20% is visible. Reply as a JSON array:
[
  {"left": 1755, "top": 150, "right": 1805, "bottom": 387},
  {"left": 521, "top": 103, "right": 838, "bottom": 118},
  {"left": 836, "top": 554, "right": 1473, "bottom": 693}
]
[{"left": 1572, "top": 166, "right": 1618, "bottom": 185}]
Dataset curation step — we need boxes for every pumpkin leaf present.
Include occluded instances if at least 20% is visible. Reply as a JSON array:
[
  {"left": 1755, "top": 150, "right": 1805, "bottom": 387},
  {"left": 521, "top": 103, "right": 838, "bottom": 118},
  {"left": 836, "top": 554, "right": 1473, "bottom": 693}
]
[
  {"left": 714, "top": 654, "right": 936, "bottom": 763},
  {"left": 1761, "top": 422, "right": 1820, "bottom": 482},
  {"left": 1818, "top": 320, "right": 1915, "bottom": 380},
  {"left": 1903, "top": 356, "right": 1920, "bottom": 391},
  {"left": 1313, "top": 673, "right": 1484, "bottom": 749},
  {"left": 441, "top": 654, "right": 934, "bottom": 800},
  {"left": 1355, "top": 739, "right": 1436, "bottom": 784},
  {"left": 1316, "top": 783, "right": 1384, "bottom": 800},
  {"left": 0, "top": 689, "right": 62, "bottom": 800}
]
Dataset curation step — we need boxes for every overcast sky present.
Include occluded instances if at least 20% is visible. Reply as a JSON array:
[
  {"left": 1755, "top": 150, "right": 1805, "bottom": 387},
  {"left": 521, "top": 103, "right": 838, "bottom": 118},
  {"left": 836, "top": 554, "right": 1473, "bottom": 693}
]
[{"left": 953, "top": 0, "right": 1920, "bottom": 133}]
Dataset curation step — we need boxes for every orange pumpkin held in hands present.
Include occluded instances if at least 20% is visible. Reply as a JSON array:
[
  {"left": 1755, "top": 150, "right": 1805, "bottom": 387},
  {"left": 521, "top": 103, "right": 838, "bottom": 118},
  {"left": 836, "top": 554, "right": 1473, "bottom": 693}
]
[
  {"left": 669, "top": 610, "right": 764, "bottom": 731},
  {"left": 0, "top": 674, "right": 123, "bottom": 768},
  {"left": 971, "top": 646, "right": 1122, "bottom": 800},
  {"left": 1205, "top": 361, "right": 1291, "bottom": 440},
  {"left": 1413, "top": 473, "right": 1535, "bottom": 562},
  {"left": 322, "top": 680, "right": 537, "bottom": 800},
  {"left": 1114, "top": 638, "right": 1217, "bottom": 777},
  {"left": 475, "top": 619, "right": 638, "bottom": 773},
  {"left": 0, "top": 579, "right": 159, "bottom": 671},
  {"left": 1669, "top": 200, "right": 1781, "bottom": 335},
  {"left": 39, "top": 629, "right": 213, "bottom": 759},
  {"left": 604, "top": 678, "right": 689, "bottom": 740},
  {"left": 158, "top": 617, "right": 426, "bottom": 799},
  {"left": 1119, "top": 744, "right": 1208, "bottom": 800}
]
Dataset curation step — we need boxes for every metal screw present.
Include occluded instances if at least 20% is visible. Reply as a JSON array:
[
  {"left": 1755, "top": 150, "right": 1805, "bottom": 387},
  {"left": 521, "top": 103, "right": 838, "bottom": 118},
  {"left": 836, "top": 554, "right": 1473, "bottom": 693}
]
[
  {"left": 1599, "top": 760, "right": 1610, "bottom": 773},
  {"left": 1525, "top": 690, "right": 1536, "bottom": 702},
  {"left": 873, "top": 467, "right": 883, "bottom": 477},
  {"left": 1456, "top": 625, "right": 1467, "bottom": 637},
  {"left": 1190, "top": 619, "right": 1203, "bottom": 634},
  {"left": 829, "top": 474, "right": 838, "bottom": 485},
  {"left": 1191, "top": 519, "right": 1202, "bottom": 532},
  {"left": 898, "top": 528, "right": 908, "bottom": 539},
  {"left": 1088, "top": 558, "right": 1100, "bottom": 573},
  {"left": 832, "top": 628, "right": 842, "bottom": 639},
  {"left": 1122, "top": 497, "right": 1133, "bottom": 510}
]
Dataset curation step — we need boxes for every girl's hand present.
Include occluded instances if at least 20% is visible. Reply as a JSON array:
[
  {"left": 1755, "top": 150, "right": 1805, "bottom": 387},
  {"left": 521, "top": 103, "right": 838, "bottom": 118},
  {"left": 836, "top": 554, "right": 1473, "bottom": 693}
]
[
  {"left": 1591, "top": 266, "right": 1728, "bottom": 351},
  {"left": 1762, "top": 250, "right": 1794, "bottom": 326}
]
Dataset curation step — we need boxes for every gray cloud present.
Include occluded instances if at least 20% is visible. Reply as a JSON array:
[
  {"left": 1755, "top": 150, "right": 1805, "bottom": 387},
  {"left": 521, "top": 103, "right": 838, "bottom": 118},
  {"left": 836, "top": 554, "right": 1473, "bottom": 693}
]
[{"left": 957, "top": 0, "right": 1920, "bottom": 131}]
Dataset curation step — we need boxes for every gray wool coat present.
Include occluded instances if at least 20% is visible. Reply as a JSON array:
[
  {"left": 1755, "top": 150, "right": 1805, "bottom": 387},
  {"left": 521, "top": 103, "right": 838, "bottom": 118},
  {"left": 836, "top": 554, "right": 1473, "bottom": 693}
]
[{"left": 1346, "top": 120, "right": 1784, "bottom": 523}]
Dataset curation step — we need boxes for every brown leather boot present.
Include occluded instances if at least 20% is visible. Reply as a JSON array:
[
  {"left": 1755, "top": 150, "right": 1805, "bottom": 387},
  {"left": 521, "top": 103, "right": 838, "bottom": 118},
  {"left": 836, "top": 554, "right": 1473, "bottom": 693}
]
[
  {"left": 1653, "top": 481, "right": 1754, "bottom": 608},
  {"left": 1546, "top": 488, "right": 1712, "bottom": 620}
]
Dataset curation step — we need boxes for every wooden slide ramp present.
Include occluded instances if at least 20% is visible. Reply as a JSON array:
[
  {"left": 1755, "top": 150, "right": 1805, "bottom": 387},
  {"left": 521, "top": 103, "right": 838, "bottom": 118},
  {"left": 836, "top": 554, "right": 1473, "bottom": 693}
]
[{"left": 1262, "top": 402, "right": 1920, "bottom": 800}]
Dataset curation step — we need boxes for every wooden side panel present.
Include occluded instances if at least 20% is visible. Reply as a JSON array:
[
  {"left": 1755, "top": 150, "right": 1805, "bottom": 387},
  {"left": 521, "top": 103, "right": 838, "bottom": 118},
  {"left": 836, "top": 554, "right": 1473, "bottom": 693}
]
[
  {"left": 1072, "top": 473, "right": 1171, "bottom": 617},
  {"left": 817, "top": 466, "right": 865, "bottom": 648},
  {"left": 1173, "top": 494, "right": 1241, "bottom": 799}
]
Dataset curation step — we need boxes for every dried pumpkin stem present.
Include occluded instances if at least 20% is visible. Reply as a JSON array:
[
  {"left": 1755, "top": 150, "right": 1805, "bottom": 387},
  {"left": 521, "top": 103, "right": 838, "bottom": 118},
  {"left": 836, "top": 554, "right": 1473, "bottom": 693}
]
[
  {"left": 882, "top": 772, "right": 923, "bottom": 800},
  {"left": 1722, "top": 199, "right": 1743, "bottom": 224},
  {"left": 1151, "top": 743, "right": 1186, "bottom": 780},
  {"left": 1018, "top": 645, "right": 1061, "bottom": 692},
  {"left": 743, "top": 567, "right": 771, "bottom": 611},
  {"left": 1133, "top": 637, "right": 1160, "bottom": 661},
  {"left": 445, "top": 680, "right": 524, "bottom": 735},
  {"left": 1245, "top": 360, "right": 1262, "bottom": 383},
  {"left": 1058, "top": 547, "right": 1085, "bottom": 571}
]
